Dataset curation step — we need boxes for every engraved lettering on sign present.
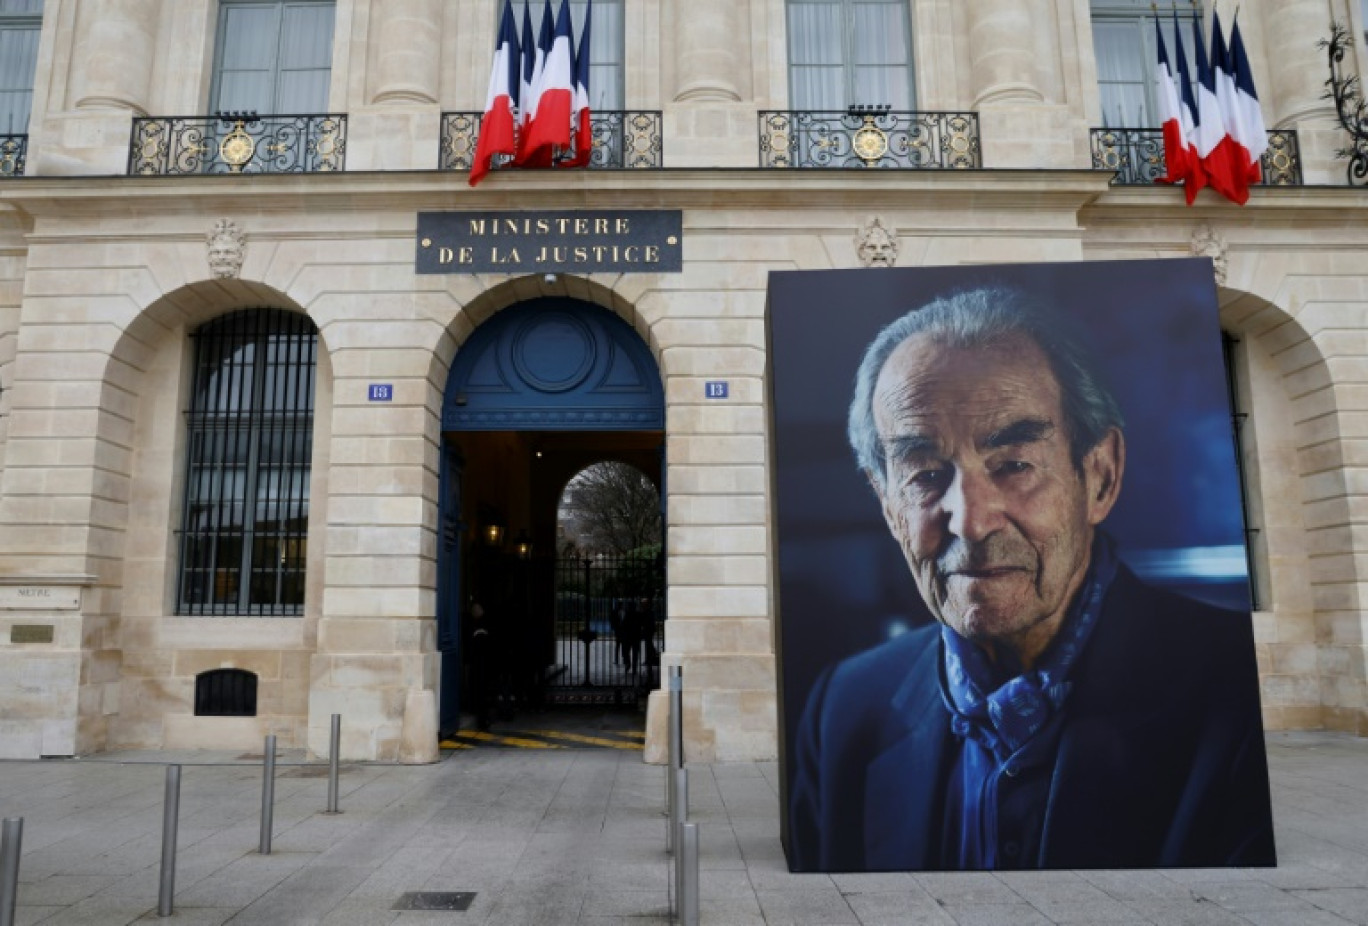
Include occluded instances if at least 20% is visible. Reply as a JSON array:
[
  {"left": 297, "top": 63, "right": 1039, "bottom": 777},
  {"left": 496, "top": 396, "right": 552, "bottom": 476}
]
[
  {"left": 11, "top": 624, "right": 56, "bottom": 644},
  {"left": 418, "top": 210, "right": 682, "bottom": 274},
  {"left": 0, "top": 586, "right": 82, "bottom": 610}
]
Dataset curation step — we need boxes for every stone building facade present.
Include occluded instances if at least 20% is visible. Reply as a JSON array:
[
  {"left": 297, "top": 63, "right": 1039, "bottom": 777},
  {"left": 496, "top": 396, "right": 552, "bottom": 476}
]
[{"left": 1, "top": 0, "right": 1367, "bottom": 762}]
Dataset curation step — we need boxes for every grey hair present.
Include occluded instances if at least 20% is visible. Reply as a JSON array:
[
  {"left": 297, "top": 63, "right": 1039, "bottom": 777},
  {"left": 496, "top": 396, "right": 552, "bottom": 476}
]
[{"left": 847, "top": 286, "right": 1124, "bottom": 490}]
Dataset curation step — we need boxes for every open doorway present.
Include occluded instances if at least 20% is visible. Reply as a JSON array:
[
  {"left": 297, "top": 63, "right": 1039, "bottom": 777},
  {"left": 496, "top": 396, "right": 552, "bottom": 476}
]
[
  {"left": 442, "top": 431, "right": 664, "bottom": 746},
  {"left": 552, "top": 458, "right": 665, "bottom": 700},
  {"left": 436, "top": 297, "right": 665, "bottom": 748}
]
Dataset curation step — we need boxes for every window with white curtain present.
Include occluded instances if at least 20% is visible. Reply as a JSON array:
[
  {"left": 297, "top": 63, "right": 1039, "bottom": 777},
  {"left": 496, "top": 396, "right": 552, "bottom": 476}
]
[
  {"left": 211, "top": 0, "right": 336, "bottom": 114},
  {"left": 0, "top": 0, "right": 42, "bottom": 135},
  {"left": 519, "top": 0, "right": 625, "bottom": 110},
  {"left": 1091, "top": 0, "right": 1202, "bottom": 128},
  {"left": 786, "top": 0, "right": 914, "bottom": 110}
]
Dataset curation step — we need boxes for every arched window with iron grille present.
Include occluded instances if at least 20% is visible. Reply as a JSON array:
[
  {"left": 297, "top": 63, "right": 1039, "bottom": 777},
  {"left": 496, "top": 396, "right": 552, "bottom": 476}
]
[{"left": 177, "top": 308, "right": 317, "bottom": 616}]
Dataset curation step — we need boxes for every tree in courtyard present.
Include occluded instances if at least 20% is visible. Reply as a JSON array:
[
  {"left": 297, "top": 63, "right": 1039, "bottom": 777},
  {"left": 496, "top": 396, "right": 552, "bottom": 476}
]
[{"left": 559, "top": 461, "right": 661, "bottom": 555}]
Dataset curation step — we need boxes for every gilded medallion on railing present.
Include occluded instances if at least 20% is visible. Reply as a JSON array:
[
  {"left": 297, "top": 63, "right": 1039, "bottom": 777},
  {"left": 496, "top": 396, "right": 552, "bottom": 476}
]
[
  {"left": 128, "top": 112, "right": 347, "bottom": 175},
  {"left": 758, "top": 109, "right": 980, "bottom": 170},
  {"left": 1089, "top": 127, "right": 1302, "bottom": 187}
]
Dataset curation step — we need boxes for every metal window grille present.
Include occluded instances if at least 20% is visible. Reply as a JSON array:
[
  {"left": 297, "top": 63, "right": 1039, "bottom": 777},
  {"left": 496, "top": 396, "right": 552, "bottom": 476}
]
[
  {"left": 178, "top": 308, "right": 317, "bottom": 616},
  {"left": 195, "top": 668, "right": 259, "bottom": 716}
]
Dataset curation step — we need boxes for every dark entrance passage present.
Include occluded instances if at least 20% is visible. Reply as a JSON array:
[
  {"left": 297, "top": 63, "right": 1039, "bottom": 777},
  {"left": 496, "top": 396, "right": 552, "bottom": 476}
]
[
  {"left": 438, "top": 297, "right": 665, "bottom": 737},
  {"left": 445, "top": 431, "right": 664, "bottom": 732}
]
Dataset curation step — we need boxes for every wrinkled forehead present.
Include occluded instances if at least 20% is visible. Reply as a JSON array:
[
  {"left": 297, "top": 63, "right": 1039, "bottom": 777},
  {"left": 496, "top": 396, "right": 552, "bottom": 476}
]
[{"left": 872, "top": 332, "right": 1063, "bottom": 440}]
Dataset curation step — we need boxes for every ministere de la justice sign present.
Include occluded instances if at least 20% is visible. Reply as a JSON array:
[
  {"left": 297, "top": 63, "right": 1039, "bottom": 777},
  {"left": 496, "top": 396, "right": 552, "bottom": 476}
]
[{"left": 416, "top": 210, "right": 683, "bottom": 274}]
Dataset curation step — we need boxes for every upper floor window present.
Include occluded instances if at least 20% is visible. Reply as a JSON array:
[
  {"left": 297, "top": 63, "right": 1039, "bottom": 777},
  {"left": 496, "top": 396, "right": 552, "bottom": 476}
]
[
  {"left": 518, "top": 1, "right": 624, "bottom": 110},
  {"left": 0, "top": 0, "right": 42, "bottom": 135},
  {"left": 178, "top": 309, "right": 317, "bottom": 616},
  {"left": 786, "top": 0, "right": 914, "bottom": 110},
  {"left": 1091, "top": 0, "right": 1201, "bottom": 127},
  {"left": 211, "top": 0, "right": 336, "bottom": 114}
]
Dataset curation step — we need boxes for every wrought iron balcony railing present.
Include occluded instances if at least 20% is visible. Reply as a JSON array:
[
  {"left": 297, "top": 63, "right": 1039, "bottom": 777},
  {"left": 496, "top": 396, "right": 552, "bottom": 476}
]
[
  {"left": 1090, "top": 127, "right": 1302, "bottom": 186},
  {"left": 439, "top": 111, "right": 664, "bottom": 171},
  {"left": 128, "top": 112, "right": 347, "bottom": 175},
  {"left": 759, "top": 109, "right": 981, "bottom": 169},
  {"left": 0, "top": 134, "right": 26, "bottom": 176}
]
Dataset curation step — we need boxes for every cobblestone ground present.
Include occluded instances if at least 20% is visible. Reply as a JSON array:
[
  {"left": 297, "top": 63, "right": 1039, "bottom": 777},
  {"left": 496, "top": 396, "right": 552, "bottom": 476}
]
[{"left": 0, "top": 730, "right": 1364, "bottom": 925}]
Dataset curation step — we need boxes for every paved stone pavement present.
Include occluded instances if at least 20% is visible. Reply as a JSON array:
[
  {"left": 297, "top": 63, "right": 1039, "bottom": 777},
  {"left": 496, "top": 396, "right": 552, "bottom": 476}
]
[{"left": 0, "top": 730, "right": 1365, "bottom": 925}]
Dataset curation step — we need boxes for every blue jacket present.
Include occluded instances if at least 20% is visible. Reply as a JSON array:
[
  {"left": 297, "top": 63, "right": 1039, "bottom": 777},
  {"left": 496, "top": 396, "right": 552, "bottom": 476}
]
[{"left": 787, "top": 566, "right": 1276, "bottom": 871}]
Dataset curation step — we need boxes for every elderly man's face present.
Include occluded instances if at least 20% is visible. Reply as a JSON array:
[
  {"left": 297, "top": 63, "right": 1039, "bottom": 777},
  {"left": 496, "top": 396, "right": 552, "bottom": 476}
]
[{"left": 871, "top": 332, "right": 1123, "bottom": 666}]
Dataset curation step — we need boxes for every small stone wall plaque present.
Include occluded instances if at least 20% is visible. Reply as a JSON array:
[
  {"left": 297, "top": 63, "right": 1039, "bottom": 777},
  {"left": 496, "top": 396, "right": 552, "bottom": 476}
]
[
  {"left": 0, "top": 586, "right": 81, "bottom": 610},
  {"left": 11, "top": 624, "right": 55, "bottom": 644}
]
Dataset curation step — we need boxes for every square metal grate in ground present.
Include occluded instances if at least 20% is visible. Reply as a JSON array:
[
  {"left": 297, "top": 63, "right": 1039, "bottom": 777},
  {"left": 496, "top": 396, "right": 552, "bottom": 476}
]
[{"left": 392, "top": 892, "right": 476, "bottom": 911}]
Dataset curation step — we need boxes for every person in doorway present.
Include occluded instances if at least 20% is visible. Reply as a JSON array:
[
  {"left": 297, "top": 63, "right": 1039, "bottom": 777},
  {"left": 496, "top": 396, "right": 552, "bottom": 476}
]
[
  {"left": 623, "top": 597, "right": 650, "bottom": 675},
  {"left": 638, "top": 597, "right": 661, "bottom": 684},
  {"left": 466, "top": 600, "right": 494, "bottom": 731},
  {"left": 610, "top": 598, "right": 628, "bottom": 666},
  {"left": 788, "top": 286, "right": 1275, "bottom": 871}
]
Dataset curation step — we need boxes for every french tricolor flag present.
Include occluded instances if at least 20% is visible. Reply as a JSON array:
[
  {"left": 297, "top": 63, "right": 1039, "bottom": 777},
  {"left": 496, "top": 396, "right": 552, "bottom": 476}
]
[
  {"left": 1227, "top": 15, "right": 1268, "bottom": 188},
  {"left": 469, "top": 0, "right": 521, "bottom": 187},
  {"left": 1191, "top": 12, "right": 1229, "bottom": 203},
  {"left": 1179, "top": 11, "right": 1267, "bottom": 206},
  {"left": 1154, "top": 16, "right": 1191, "bottom": 188},
  {"left": 1169, "top": 12, "right": 1205, "bottom": 201},
  {"left": 1205, "top": 10, "right": 1246, "bottom": 203},
  {"left": 561, "top": 0, "right": 594, "bottom": 168},
  {"left": 519, "top": 0, "right": 575, "bottom": 164},
  {"left": 518, "top": 1, "right": 538, "bottom": 142},
  {"left": 516, "top": 0, "right": 554, "bottom": 166}
]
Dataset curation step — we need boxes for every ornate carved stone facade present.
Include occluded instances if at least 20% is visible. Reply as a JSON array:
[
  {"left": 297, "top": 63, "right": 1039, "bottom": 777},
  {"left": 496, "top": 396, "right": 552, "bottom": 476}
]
[
  {"left": 856, "top": 216, "right": 899, "bottom": 268},
  {"left": 0, "top": 0, "right": 1366, "bottom": 764},
  {"left": 1190, "top": 223, "right": 1229, "bottom": 287},
  {"left": 205, "top": 219, "right": 245, "bottom": 279}
]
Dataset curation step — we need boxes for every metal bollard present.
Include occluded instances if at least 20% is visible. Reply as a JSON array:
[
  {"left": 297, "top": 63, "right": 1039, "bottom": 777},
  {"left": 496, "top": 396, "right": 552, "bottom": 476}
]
[
  {"left": 668, "top": 667, "right": 683, "bottom": 770},
  {"left": 259, "top": 734, "right": 276, "bottom": 855},
  {"left": 1, "top": 817, "right": 22, "bottom": 926},
  {"left": 666, "top": 666, "right": 683, "bottom": 853},
  {"left": 679, "top": 822, "right": 700, "bottom": 926},
  {"left": 158, "top": 766, "right": 181, "bottom": 917},
  {"left": 325, "top": 714, "right": 341, "bottom": 814},
  {"left": 672, "top": 766, "right": 688, "bottom": 911}
]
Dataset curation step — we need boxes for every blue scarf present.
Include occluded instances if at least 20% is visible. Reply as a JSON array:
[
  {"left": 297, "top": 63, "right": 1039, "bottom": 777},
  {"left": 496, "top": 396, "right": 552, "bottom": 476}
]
[{"left": 939, "top": 534, "right": 1119, "bottom": 763}]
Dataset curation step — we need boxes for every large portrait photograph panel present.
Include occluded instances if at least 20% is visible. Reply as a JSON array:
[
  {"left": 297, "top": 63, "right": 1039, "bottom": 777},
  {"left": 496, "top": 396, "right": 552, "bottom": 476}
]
[{"left": 770, "top": 259, "right": 1276, "bottom": 872}]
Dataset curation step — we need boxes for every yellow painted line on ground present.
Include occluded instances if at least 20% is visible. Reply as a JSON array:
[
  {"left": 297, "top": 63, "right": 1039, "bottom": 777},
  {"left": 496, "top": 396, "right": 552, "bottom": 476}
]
[
  {"left": 439, "top": 740, "right": 474, "bottom": 749},
  {"left": 522, "top": 730, "right": 643, "bottom": 750},
  {"left": 455, "top": 730, "right": 564, "bottom": 749},
  {"left": 619, "top": 731, "right": 647, "bottom": 739}
]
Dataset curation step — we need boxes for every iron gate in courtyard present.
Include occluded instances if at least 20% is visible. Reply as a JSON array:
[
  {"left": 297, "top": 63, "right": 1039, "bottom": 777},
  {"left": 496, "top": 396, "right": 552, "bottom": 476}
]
[{"left": 549, "top": 552, "right": 665, "bottom": 704}]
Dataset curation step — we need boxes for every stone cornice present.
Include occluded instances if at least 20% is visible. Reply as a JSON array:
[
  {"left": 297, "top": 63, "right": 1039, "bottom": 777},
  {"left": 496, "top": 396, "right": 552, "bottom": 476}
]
[
  {"left": 3, "top": 171, "right": 1363, "bottom": 240},
  {"left": 0, "top": 574, "right": 98, "bottom": 587},
  {"left": 1083, "top": 184, "right": 1368, "bottom": 224},
  {"left": 0, "top": 168, "right": 1118, "bottom": 217}
]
